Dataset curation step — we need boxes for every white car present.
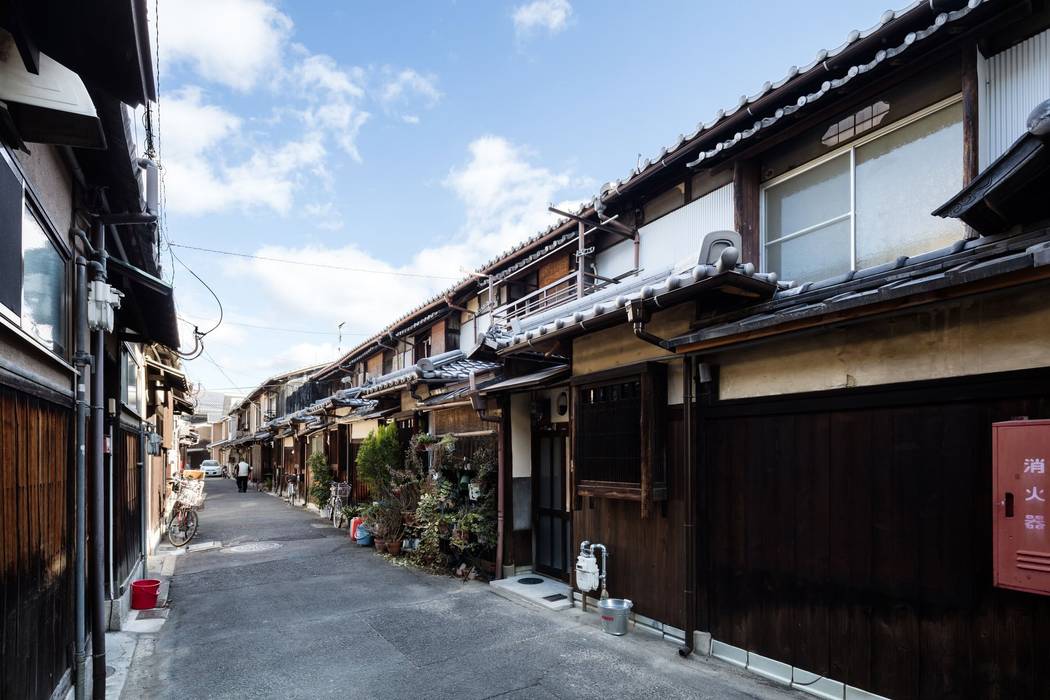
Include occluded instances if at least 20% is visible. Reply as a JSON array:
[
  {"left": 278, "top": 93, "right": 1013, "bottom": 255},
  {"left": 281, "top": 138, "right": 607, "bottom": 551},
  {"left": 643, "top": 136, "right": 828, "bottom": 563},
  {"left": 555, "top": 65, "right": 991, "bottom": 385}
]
[{"left": 200, "top": 459, "right": 222, "bottom": 478}]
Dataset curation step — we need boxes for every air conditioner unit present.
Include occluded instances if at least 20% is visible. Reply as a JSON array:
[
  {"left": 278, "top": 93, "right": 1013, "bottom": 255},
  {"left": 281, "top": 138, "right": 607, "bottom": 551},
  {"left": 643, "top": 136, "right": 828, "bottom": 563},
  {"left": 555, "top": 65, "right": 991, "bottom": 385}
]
[{"left": 0, "top": 30, "right": 104, "bottom": 149}]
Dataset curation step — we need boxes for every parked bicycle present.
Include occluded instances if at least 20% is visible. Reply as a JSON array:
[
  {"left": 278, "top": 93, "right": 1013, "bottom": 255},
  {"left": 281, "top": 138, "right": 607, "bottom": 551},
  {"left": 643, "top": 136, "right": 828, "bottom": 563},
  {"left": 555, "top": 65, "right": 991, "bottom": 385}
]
[
  {"left": 164, "top": 475, "right": 205, "bottom": 547},
  {"left": 325, "top": 481, "right": 351, "bottom": 528}
]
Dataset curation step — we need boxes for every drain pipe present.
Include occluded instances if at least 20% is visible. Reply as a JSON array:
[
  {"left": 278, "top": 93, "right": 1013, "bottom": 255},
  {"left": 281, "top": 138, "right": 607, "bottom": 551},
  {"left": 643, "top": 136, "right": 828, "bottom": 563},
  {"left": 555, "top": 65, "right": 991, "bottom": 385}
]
[
  {"left": 139, "top": 424, "right": 148, "bottom": 578},
  {"left": 73, "top": 256, "right": 91, "bottom": 700},
  {"left": 89, "top": 220, "right": 107, "bottom": 699},
  {"left": 625, "top": 299, "right": 669, "bottom": 350},
  {"left": 679, "top": 355, "right": 697, "bottom": 658}
]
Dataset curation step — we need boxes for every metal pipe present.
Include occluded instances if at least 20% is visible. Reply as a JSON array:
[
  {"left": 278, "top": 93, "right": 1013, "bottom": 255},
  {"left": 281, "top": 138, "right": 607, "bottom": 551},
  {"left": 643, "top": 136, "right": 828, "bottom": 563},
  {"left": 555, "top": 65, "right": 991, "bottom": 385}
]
[
  {"left": 89, "top": 221, "right": 107, "bottom": 699},
  {"left": 139, "top": 424, "right": 148, "bottom": 579},
  {"left": 73, "top": 256, "right": 91, "bottom": 700},
  {"left": 679, "top": 355, "right": 697, "bottom": 658}
]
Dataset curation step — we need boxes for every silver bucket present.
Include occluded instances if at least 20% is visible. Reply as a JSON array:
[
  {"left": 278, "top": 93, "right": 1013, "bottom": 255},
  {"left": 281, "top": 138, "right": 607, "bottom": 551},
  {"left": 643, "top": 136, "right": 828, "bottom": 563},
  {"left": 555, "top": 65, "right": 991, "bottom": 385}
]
[{"left": 598, "top": 598, "right": 633, "bottom": 636}]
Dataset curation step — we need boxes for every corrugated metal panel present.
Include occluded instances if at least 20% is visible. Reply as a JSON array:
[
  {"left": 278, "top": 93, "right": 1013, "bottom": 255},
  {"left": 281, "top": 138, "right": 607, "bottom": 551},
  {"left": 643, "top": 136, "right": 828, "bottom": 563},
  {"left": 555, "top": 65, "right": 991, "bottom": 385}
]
[
  {"left": 594, "top": 182, "right": 735, "bottom": 278},
  {"left": 638, "top": 182, "right": 735, "bottom": 272},
  {"left": 980, "top": 29, "right": 1050, "bottom": 167}
]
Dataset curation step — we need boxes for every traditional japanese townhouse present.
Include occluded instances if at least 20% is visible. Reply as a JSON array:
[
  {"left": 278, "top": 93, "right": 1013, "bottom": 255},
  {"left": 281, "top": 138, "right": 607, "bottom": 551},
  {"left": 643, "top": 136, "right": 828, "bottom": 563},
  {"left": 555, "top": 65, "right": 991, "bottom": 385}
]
[
  {"left": 0, "top": 2, "right": 184, "bottom": 698},
  {"left": 484, "top": 1, "right": 1050, "bottom": 698}
]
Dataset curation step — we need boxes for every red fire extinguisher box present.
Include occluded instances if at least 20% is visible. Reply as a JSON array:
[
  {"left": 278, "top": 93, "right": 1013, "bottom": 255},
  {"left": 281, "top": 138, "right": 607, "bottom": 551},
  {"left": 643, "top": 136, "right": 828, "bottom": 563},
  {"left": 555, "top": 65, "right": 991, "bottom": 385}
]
[{"left": 993, "top": 420, "right": 1050, "bottom": 595}]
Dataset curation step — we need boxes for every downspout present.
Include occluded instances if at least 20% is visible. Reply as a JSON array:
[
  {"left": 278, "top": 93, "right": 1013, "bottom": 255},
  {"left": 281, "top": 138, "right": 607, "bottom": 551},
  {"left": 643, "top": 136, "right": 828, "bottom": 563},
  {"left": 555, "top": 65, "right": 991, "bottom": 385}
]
[
  {"left": 90, "top": 220, "right": 107, "bottom": 699},
  {"left": 625, "top": 299, "right": 670, "bottom": 350},
  {"left": 678, "top": 355, "right": 697, "bottom": 657},
  {"left": 139, "top": 424, "right": 147, "bottom": 579},
  {"left": 73, "top": 256, "right": 91, "bottom": 700}
]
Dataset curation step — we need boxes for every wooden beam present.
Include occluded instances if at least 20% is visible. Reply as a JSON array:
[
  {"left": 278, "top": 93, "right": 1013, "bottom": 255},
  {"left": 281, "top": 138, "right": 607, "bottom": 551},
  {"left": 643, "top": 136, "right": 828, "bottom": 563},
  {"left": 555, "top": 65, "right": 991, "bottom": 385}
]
[
  {"left": 961, "top": 41, "right": 981, "bottom": 241},
  {"left": 549, "top": 207, "right": 636, "bottom": 237},
  {"left": 733, "top": 160, "right": 760, "bottom": 265}
]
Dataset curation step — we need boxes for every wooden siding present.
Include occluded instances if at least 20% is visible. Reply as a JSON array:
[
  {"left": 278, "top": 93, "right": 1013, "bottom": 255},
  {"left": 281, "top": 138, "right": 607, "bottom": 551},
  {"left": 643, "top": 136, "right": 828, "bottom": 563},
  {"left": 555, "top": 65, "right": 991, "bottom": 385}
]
[
  {"left": 108, "top": 428, "right": 142, "bottom": 591},
  {"left": 538, "top": 253, "right": 570, "bottom": 289},
  {"left": 0, "top": 384, "right": 74, "bottom": 700},
  {"left": 699, "top": 372, "right": 1050, "bottom": 699},
  {"left": 572, "top": 405, "right": 685, "bottom": 627},
  {"left": 430, "top": 404, "right": 488, "bottom": 436}
]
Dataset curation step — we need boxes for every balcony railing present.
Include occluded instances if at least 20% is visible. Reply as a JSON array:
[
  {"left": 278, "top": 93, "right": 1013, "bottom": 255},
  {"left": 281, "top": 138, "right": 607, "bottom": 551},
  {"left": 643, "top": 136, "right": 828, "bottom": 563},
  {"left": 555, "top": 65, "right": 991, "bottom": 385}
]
[{"left": 491, "top": 268, "right": 640, "bottom": 327}]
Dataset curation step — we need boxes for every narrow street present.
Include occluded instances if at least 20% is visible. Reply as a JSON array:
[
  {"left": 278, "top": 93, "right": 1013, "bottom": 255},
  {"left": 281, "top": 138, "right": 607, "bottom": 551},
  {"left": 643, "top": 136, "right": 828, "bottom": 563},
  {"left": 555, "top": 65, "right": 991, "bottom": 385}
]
[{"left": 123, "top": 478, "right": 796, "bottom": 700}]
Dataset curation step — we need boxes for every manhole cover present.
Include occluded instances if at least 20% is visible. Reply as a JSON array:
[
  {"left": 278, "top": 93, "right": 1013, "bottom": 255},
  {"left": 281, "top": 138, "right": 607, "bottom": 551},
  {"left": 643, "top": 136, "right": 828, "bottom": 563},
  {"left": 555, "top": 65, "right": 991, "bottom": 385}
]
[
  {"left": 224, "top": 542, "right": 281, "bottom": 553},
  {"left": 543, "top": 593, "right": 567, "bottom": 601},
  {"left": 518, "top": 577, "right": 544, "bottom": 585},
  {"left": 136, "top": 609, "right": 167, "bottom": 619}
]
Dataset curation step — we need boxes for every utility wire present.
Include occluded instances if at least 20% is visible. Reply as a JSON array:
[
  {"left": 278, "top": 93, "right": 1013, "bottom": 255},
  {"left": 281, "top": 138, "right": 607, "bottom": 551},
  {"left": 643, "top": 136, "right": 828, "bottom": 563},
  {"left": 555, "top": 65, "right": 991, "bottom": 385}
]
[
  {"left": 168, "top": 242, "right": 460, "bottom": 280},
  {"left": 177, "top": 315, "right": 373, "bottom": 337},
  {"left": 169, "top": 248, "right": 223, "bottom": 336}
]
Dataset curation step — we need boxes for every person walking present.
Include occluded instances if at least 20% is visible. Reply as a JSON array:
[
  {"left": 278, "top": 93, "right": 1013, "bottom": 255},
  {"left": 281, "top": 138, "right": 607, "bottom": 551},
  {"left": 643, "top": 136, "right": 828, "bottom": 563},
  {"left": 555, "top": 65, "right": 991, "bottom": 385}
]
[{"left": 236, "top": 460, "right": 252, "bottom": 493}]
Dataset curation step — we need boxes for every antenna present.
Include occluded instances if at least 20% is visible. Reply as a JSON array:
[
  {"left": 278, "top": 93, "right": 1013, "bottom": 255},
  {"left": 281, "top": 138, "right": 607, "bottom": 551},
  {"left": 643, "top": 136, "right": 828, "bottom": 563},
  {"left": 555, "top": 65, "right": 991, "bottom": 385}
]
[{"left": 337, "top": 322, "right": 345, "bottom": 353}]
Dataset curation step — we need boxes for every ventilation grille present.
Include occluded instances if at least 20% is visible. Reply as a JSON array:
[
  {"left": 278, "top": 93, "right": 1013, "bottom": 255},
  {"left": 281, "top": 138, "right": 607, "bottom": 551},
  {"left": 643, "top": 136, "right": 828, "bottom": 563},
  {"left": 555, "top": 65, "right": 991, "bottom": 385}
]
[{"left": 1016, "top": 549, "right": 1050, "bottom": 573}]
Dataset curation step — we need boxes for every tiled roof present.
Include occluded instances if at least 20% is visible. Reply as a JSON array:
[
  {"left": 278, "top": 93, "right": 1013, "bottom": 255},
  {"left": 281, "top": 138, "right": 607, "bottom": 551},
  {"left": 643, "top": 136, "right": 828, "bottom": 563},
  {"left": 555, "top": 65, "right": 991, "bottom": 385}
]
[
  {"left": 487, "top": 246, "right": 780, "bottom": 352},
  {"left": 355, "top": 349, "right": 501, "bottom": 397},
  {"left": 603, "top": 0, "right": 994, "bottom": 197},
  {"left": 667, "top": 228, "right": 1050, "bottom": 349}
]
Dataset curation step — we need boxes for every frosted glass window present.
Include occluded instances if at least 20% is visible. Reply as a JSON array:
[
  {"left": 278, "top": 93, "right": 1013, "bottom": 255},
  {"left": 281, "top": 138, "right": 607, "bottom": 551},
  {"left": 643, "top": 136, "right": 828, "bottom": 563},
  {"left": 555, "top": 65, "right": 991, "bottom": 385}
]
[
  {"left": 763, "top": 99, "right": 964, "bottom": 283},
  {"left": 764, "top": 153, "right": 851, "bottom": 282},
  {"left": 21, "top": 205, "right": 66, "bottom": 355},
  {"left": 855, "top": 102, "right": 964, "bottom": 269}
]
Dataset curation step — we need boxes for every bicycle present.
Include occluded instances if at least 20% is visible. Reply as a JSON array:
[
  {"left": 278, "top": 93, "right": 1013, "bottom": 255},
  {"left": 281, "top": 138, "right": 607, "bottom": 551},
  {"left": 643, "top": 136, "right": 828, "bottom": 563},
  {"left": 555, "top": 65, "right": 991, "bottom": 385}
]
[
  {"left": 164, "top": 475, "right": 205, "bottom": 547},
  {"left": 326, "top": 481, "right": 351, "bottom": 528}
]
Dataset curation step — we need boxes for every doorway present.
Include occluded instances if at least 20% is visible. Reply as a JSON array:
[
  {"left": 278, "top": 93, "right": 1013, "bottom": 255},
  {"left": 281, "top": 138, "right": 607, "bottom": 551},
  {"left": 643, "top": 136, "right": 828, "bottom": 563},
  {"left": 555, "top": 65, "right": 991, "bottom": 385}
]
[{"left": 533, "top": 426, "right": 571, "bottom": 580}]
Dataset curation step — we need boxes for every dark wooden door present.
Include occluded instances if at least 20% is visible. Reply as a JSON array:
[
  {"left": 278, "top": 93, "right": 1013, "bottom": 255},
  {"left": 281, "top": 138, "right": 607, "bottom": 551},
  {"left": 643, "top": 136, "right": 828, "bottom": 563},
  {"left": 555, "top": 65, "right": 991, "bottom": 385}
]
[{"left": 533, "top": 427, "right": 571, "bottom": 580}]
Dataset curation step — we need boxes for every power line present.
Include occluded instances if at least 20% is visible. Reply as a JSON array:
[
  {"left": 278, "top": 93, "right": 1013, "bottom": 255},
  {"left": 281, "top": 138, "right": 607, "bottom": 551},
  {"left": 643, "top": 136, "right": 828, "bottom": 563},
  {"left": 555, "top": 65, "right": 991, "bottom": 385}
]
[
  {"left": 177, "top": 315, "right": 374, "bottom": 337},
  {"left": 199, "top": 347, "right": 240, "bottom": 389},
  {"left": 168, "top": 242, "right": 461, "bottom": 281}
]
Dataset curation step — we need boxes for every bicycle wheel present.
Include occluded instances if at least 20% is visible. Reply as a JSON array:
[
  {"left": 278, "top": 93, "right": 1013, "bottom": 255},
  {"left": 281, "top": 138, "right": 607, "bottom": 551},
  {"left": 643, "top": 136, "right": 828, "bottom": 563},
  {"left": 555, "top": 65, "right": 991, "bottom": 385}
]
[{"left": 167, "top": 508, "right": 199, "bottom": 547}]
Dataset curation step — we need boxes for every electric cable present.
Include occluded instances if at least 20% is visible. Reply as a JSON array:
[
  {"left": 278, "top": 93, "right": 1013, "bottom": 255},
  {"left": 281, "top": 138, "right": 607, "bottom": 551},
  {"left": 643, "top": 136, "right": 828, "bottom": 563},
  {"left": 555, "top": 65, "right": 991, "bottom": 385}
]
[{"left": 167, "top": 243, "right": 461, "bottom": 280}]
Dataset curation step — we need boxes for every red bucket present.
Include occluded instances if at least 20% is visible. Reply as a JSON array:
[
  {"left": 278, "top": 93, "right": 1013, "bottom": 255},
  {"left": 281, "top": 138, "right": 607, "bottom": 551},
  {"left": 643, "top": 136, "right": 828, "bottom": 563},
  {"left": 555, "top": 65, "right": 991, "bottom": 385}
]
[{"left": 130, "top": 579, "right": 161, "bottom": 610}]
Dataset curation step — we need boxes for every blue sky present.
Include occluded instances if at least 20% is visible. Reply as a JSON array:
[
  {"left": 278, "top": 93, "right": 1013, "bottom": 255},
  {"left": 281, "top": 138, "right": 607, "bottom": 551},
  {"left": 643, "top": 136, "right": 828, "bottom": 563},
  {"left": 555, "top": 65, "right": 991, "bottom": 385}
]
[{"left": 150, "top": 0, "right": 894, "bottom": 396}]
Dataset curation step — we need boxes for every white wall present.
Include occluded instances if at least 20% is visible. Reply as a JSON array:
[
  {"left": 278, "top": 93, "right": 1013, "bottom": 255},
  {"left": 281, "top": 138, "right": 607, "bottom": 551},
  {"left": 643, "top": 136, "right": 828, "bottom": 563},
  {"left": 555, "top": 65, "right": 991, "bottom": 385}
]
[
  {"left": 979, "top": 28, "right": 1050, "bottom": 167},
  {"left": 595, "top": 182, "right": 735, "bottom": 279},
  {"left": 510, "top": 393, "right": 532, "bottom": 478}
]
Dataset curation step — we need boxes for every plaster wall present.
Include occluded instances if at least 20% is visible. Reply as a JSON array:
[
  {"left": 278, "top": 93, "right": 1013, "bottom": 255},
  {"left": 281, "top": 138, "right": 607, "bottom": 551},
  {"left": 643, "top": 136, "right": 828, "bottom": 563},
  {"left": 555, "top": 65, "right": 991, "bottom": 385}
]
[
  {"left": 572, "top": 303, "right": 692, "bottom": 376},
  {"left": 510, "top": 392, "right": 532, "bottom": 478},
  {"left": 15, "top": 144, "right": 73, "bottom": 233},
  {"left": 715, "top": 285, "right": 1050, "bottom": 400}
]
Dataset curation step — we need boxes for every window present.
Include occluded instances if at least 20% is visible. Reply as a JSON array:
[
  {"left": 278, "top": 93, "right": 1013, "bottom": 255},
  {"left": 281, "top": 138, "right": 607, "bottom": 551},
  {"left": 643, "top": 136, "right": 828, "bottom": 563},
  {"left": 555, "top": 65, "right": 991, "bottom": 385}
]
[
  {"left": 0, "top": 156, "right": 68, "bottom": 357},
  {"left": 576, "top": 378, "right": 642, "bottom": 484},
  {"left": 414, "top": 331, "right": 431, "bottom": 363},
  {"left": 21, "top": 204, "right": 67, "bottom": 355},
  {"left": 762, "top": 98, "right": 964, "bottom": 283},
  {"left": 572, "top": 363, "right": 667, "bottom": 516},
  {"left": 121, "top": 347, "right": 142, "bottom": 415}
]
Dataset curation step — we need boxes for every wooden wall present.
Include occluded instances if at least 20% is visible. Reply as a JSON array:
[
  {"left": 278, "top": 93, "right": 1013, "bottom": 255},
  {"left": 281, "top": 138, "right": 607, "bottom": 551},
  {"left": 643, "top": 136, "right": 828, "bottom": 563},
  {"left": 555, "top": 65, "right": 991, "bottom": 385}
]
[
  {"left": 0, "top": 384, "right": 74, "bottom": 700},
  {"left": 572, "top": 405, "right": 685, "bottom": 628},
  {"left": 699, "top": 371, "right": 1050, "bottom": 699},
  {"left": 108, "top": 428, "right": 142, "bottom": 591},
  {"left": 431, "top": 404, "right": 488, "bottom": 436}
]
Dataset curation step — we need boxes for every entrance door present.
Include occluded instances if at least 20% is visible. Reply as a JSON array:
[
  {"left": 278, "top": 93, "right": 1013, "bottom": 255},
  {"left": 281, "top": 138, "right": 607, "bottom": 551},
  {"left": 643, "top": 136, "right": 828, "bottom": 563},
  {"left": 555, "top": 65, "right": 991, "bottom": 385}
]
[{"left": 533, "top": 427, "right": 571, "bottom": 580}]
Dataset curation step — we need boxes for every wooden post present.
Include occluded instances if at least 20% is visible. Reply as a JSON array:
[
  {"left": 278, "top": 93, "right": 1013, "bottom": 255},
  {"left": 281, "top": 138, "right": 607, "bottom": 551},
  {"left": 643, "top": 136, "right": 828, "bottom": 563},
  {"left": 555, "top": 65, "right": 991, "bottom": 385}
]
[
  {"left": 577, "top": 221, "right": 586, "bottom": 298},
  {"left": 733, "top": 160, "right": 760, "bottom": 264},
  {"left": 962, "top": 42, "right": 981, "bottom": 240}
]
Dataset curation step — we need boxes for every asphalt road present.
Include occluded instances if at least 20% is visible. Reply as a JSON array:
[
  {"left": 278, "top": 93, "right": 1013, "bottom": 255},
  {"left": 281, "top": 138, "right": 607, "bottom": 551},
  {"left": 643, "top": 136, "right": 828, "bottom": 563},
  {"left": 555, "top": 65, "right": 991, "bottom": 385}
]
[{"left": 124, "top": 477, "right": 799, "bottom": 700}]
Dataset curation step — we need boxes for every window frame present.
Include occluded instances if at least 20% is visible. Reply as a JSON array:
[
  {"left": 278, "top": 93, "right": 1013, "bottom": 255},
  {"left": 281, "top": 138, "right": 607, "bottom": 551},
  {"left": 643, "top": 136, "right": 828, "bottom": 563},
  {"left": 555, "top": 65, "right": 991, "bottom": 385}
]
[
  {"left": 570, "top": 361, "right": 667, "bottom": 518},
  {"left": 0, "top": 147, "right": 72, "bottom": 363},
  {"left": 759, "top": 93, "right": 963, "bottom": 279}
]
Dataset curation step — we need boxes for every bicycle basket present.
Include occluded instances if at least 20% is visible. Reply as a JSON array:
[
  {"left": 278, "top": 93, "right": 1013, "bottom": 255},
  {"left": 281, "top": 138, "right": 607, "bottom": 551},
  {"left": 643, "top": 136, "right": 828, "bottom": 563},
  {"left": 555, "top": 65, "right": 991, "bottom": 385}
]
[{"left": 177, "top": 481, "right": 206, "bottom": 508}]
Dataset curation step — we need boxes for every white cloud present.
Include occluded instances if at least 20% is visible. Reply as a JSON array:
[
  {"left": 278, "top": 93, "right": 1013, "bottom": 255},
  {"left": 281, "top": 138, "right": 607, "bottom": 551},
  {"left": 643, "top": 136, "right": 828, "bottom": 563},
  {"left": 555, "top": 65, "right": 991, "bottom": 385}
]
[
  {"left": 513, "top": 0, "right": 573, "bottom": 37},
  {"left": 158, "top": 0, "right": 292, "bottom": 91},
  {"left": 380, "top": 69, "right": 441, "bottom": 105},
  {"left": 401, "top": 114, "right": 420, "bottom": 125},
  {"left": 161, "top": 86, "right": 327, "bottom": 215},
  {"left": 303, "top": 202, "right": 344, "bottom": 230}
]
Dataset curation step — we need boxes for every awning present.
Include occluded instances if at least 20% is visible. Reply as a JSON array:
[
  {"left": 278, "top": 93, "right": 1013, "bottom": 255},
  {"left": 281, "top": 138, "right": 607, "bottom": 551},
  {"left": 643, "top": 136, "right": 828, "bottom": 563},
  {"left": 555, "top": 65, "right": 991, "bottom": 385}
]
[
  {"left": 145, "top": 358, "right": 188, "bottom": 391},
  {"left": 482, "top": 365, "right": 569, "bottom": 393},
  {"left": 109, "top": 256, "right": 181, "bottom": 350}
]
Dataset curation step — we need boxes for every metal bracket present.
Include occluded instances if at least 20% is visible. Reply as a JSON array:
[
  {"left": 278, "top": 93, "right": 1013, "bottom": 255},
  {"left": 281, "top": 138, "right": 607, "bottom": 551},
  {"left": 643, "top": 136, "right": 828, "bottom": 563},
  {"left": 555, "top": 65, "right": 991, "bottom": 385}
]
[{"left": 574, "top": 247, "right": 595, "bottom": 259}]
